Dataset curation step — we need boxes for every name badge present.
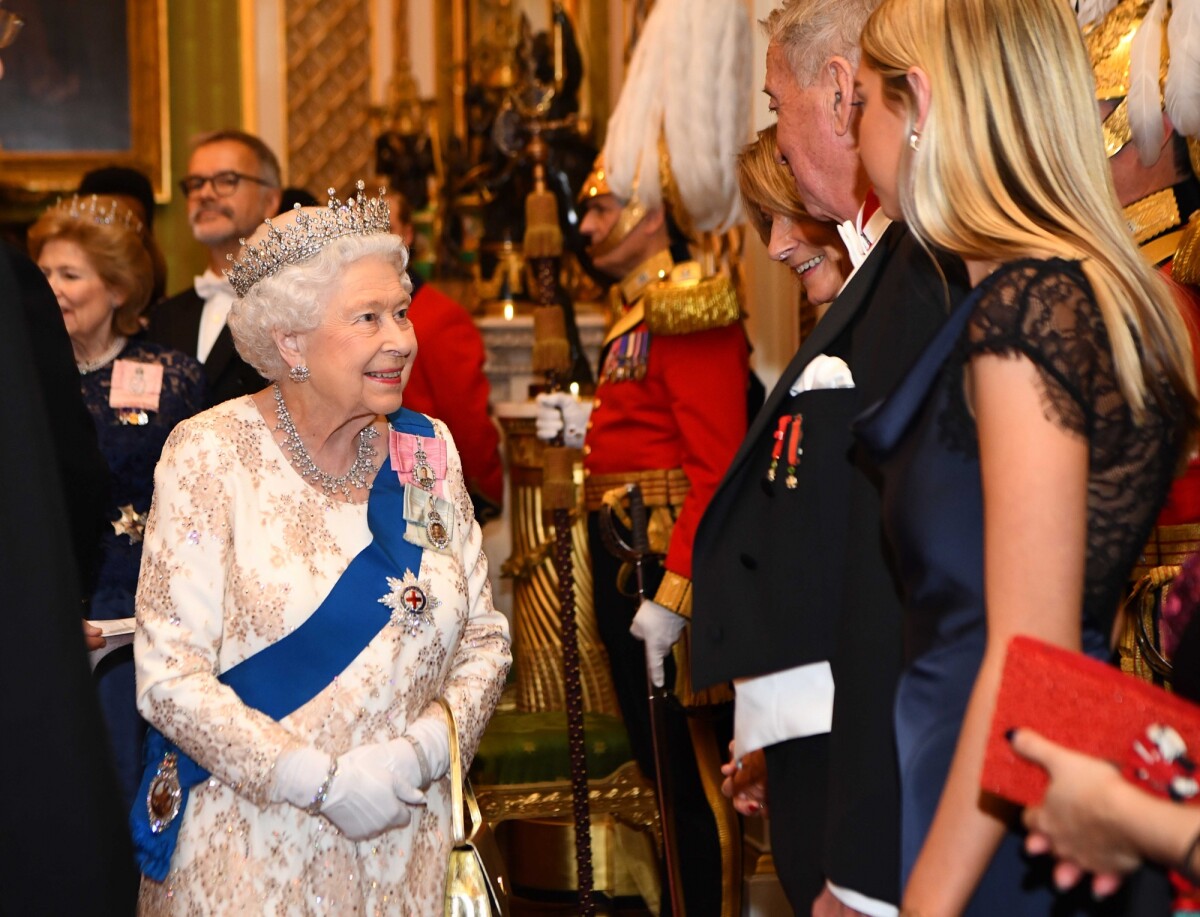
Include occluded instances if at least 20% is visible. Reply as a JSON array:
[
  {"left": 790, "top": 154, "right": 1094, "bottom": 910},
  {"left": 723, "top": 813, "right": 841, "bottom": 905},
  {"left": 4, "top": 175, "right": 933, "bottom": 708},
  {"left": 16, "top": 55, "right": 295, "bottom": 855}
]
[{"left": 110, "top": 359, "right": 164, "bottom": 412}]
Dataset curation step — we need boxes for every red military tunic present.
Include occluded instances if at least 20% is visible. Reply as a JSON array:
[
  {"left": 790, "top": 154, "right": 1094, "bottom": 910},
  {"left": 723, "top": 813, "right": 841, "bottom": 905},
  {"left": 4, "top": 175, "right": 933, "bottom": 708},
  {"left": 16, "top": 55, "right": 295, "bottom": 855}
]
[
  {"left": 1154, "top": 250, "right": 1200, "bottom": 526},
  {"left": 583, "top": 253, "right": 750, "bottom": 615},
  {"left": 401, "top": 279, "right": 504, "bottom": 515}
]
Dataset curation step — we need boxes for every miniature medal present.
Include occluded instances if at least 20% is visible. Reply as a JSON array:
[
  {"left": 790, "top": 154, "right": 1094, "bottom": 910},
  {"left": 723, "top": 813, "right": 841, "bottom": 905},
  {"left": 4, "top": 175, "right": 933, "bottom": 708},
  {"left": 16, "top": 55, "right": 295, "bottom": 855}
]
[
  {"left": 766, "top": 414, "right": 790, "bottom": 483},
  {"left": 785, "top": 415, "right": 804, "bottom": 489}
]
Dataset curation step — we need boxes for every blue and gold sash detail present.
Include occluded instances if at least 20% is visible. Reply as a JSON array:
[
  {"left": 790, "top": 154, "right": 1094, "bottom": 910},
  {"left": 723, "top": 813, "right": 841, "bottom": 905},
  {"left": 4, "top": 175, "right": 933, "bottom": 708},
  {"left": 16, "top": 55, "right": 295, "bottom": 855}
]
[{"left": 130, "top": 408, "right": 435, "bottom": 881}]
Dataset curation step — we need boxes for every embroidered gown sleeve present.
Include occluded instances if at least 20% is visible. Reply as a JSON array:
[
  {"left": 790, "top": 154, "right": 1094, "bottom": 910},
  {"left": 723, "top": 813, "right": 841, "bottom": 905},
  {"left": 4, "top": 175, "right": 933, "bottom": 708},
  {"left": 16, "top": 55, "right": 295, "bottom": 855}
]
[
  {"left": 426, "top": 420, "right": 511, "bottom": 769},
  {"left": 134, "top": 415, "right": 303, "bottom": 808}
]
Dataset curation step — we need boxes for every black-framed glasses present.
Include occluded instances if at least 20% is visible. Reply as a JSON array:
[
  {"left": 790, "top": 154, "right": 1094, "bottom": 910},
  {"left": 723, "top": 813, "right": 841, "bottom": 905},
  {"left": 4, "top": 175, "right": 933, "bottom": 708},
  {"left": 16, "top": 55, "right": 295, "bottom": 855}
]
[
  {"left": 0, "top": 10, "right": 24, "bottom": 49},
  {"left": 178, "top": 171, "right": 275, "bottom": 197}
]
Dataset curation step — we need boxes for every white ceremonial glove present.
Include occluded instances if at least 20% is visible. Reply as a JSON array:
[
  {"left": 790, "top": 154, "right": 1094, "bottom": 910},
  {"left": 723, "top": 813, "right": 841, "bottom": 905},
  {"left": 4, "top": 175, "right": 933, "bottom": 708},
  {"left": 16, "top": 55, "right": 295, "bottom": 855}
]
[
  {"left": 321, "top": 744, "right": 413, "bottom": 840},
  {"left": 629, "top": 598, "right": 688, "bottom": 688},
  {"left": 535, "top": 392, "right": 592, "bottom": 449},
  {"left": 270, "top": 745, "right": 335, "bottom": 809},
  {"left": 378, "top": 710, "right": 451, "bottom": 805}
]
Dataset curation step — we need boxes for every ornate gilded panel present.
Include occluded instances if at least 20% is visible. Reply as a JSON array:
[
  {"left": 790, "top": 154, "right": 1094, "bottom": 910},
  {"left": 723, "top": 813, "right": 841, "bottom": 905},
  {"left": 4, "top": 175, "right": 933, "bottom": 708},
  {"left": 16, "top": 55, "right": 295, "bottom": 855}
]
[{"left": 285, "top": 0, "right": 374, "bottom": 195}]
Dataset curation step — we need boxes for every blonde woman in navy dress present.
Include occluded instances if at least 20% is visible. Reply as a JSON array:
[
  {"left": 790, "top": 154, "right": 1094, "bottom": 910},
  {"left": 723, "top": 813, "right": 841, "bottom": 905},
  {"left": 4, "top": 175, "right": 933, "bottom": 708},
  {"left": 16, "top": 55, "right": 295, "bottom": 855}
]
[{"left": 852, "top": 0, "right": 1200, "bottom": 913}]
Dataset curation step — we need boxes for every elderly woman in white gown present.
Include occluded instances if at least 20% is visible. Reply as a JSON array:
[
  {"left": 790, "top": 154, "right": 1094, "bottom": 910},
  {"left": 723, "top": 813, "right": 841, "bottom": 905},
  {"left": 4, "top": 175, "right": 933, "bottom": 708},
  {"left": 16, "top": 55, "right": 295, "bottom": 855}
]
[{"left": 131, "top": 188, "right": 511, "bottom": 914}]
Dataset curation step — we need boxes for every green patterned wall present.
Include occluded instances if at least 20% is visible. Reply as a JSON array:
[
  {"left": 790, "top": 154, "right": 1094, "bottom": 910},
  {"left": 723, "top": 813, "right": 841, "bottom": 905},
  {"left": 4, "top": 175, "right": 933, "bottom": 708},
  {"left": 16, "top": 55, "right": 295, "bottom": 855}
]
[{"left": 157, "top": 0, "right": 243, "bottom": 292}]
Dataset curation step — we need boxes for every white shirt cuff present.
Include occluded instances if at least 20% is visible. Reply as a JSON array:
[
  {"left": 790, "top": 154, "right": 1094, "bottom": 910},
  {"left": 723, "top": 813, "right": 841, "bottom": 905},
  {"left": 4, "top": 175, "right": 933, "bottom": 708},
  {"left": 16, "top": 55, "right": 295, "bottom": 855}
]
[
  {"left": 733, "top": 661, "right": 834, "bottom": 756},
  {"left": 828, "top": 880, "right": 898, "bottom": 917}
]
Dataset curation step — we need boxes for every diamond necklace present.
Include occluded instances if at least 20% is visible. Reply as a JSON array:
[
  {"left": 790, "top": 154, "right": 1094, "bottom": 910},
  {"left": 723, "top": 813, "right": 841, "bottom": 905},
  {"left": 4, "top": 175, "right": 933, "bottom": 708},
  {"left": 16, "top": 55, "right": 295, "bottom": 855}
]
[
  {"left": 273, "top": 383, "right": 379, "bottom": 501},
  {"left": 76, "top": 336, "right": 127, "bottom": 374}
]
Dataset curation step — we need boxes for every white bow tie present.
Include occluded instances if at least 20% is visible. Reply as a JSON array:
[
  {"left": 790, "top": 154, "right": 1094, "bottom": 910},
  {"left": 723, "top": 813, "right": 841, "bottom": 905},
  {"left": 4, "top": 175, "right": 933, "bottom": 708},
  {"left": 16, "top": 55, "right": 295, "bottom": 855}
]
[{"left": 193, "top": 272, "right": 235, "bottom": 302}]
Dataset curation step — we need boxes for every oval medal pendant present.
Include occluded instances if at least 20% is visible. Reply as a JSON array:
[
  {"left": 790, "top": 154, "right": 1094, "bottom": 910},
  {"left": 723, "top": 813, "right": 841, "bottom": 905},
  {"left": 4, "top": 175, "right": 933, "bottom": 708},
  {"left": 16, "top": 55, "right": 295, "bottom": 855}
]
[
  {"left": 147, "top": 752, "right": 182, "bottom": 834},
  {"left": 412, "top": 439, "right": 436, "bottom": 492},
  {"left": 426, "top": 508, "right": 450, "bottom": 549}
]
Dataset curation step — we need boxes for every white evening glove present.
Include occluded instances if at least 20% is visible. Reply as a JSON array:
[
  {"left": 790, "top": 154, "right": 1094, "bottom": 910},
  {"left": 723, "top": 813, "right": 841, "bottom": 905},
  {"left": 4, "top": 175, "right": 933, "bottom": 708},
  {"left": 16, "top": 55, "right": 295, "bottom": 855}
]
[
  {"left": 534, "top": 392, "right": 592, "bottom": 448},
  {"left": 270, "top": 745, "right": 334, "bottom": 809},
  {"left": 392, "top": 710, "right": 451, "bottom": 796},
  {"left": 321, "top": 744, "right": 412, "bottom": 840},
  {"left": 629, "top": 598, "right": 687, "bottom": 688}
]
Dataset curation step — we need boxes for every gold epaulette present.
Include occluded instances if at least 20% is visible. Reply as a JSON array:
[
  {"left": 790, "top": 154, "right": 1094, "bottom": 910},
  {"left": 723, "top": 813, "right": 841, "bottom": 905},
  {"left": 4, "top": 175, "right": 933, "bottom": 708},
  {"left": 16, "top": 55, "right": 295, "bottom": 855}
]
[
  {"left": 644, "top": 261, "right": 742, "bottom": 336},
  {"left": 1173, "top": 211, "right": 1200, "bottom": 286}
]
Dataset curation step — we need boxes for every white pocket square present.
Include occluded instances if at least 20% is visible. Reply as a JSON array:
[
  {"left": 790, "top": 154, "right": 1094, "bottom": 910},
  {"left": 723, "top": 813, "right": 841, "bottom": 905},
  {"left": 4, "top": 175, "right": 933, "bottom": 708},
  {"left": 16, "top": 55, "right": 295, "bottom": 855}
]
[{"left": 792, "top": 355, "right": 855, "bottom": 393}]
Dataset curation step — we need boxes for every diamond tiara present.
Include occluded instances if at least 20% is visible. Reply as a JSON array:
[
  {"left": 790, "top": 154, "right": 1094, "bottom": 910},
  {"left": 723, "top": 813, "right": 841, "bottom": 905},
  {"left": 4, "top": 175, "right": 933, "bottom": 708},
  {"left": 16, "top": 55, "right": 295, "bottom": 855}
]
[
  {"left": 54, "top": 194, "right": 144, "bottom": 236},
  {"left": 225, "top": 181, "right": 392, "bottom": 298}
]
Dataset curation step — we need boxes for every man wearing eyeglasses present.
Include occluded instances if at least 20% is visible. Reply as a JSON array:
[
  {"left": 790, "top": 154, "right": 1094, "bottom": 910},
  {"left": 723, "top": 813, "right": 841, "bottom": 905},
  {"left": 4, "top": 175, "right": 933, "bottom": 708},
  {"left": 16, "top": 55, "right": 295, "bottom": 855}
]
[{"left": 147, "top": 129, "right": 282, "bottom": 406}]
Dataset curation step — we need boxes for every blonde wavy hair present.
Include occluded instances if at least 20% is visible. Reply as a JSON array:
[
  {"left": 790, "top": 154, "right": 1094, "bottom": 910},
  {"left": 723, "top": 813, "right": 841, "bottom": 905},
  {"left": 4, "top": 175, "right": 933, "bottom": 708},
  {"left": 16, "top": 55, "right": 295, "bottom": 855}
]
[
  {"left": 861, "top": 0, "right": 1198, "bottom": 425},
  {"left": 736, "top": 125, "right": 811, "bottom": 244}
]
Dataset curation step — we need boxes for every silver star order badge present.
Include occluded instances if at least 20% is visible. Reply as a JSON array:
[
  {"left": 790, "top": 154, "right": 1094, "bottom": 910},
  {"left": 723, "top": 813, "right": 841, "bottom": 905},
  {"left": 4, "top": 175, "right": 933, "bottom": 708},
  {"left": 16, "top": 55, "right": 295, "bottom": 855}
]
[
  {"left": 378, "top": 569, "right": 441, "bottom": 636},
  {"left": 112, "top": 504, "right": 147, "bottom": 544}
]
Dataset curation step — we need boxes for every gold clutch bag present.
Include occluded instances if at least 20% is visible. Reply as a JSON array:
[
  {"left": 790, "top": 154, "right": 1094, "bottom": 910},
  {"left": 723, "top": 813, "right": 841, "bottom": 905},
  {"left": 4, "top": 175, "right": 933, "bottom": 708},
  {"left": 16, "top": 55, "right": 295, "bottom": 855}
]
[{"left": 439, "top": 698, "right": 510, "bottom": 917}]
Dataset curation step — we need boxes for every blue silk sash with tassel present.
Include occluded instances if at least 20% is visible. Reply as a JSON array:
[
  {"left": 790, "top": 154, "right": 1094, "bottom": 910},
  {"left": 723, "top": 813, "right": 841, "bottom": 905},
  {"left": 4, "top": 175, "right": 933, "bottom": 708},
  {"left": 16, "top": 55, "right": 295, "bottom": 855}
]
[{"left": 130, "top": 408, "right": 434, "bottom": 881}]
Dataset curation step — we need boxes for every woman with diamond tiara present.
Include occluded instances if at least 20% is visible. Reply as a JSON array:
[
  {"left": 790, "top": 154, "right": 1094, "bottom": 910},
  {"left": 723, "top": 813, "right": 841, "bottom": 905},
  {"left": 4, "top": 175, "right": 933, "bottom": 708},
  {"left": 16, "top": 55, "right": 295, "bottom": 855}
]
[
  {"left": 850, "top": 0, "right": 1200, "bottom": 913},
  {"left": 131, "top": 187, "right": 511, "bottom": 913},
  {"left": 28, "top": 195, "right": 205, "bottom": 815}
]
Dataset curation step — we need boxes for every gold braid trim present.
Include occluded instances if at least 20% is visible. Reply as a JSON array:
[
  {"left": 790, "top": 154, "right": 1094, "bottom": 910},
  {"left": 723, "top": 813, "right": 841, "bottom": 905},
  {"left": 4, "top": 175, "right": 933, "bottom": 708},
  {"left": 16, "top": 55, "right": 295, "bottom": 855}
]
[
  {"left": 1173, "top": 212, "right": 1200, "bottom": 285},
  {"left": 1125, "top": 187, "right": 1182, "bottom": 245},
  {"left": 644, "top": 272, "right": 742, "bottom": 336},
  {"left": 653, "top": 569, "right": 692, "bottom": 619}
]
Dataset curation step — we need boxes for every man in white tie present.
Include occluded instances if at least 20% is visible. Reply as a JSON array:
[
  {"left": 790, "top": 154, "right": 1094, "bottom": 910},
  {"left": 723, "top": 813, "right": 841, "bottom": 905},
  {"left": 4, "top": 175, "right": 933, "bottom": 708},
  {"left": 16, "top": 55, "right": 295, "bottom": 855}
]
[{"left": 146, "top": 129, "right": 282, "bottom": 405}]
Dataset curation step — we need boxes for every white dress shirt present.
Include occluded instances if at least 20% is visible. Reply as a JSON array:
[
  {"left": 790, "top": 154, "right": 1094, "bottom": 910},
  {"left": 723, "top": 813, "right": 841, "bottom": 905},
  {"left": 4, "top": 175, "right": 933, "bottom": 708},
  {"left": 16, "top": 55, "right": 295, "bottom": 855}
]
[{"left": 194, "top": 269, "right": 236, "bottom": 364}]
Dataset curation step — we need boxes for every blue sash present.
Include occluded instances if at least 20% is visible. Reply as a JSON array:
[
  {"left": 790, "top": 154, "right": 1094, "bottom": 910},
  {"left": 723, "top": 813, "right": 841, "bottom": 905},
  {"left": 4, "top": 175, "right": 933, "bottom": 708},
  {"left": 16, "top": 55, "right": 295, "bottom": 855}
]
[{"left": 130, "top": 409, "right": 434, "bottom": 881}]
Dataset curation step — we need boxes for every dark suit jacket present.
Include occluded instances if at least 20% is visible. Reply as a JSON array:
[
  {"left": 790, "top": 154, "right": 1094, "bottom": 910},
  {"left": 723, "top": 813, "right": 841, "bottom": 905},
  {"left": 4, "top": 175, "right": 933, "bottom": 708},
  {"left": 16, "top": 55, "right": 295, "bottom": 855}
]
[
  {"left": 692, "top": 223, "right": 966, "bottom": 903},
  {"left": 146, "top": 287, "right": 266, "bottom": 406},
  {"left": 0, "top": 246, "right": 136, "bottom": 914}
]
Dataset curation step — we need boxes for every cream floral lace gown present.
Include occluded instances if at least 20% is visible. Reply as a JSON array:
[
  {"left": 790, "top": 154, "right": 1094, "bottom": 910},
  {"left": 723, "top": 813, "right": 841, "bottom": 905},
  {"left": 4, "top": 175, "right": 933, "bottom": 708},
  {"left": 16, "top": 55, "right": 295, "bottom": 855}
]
[{"left": 134, "top": 397, "right": 511, "bottom": 915}]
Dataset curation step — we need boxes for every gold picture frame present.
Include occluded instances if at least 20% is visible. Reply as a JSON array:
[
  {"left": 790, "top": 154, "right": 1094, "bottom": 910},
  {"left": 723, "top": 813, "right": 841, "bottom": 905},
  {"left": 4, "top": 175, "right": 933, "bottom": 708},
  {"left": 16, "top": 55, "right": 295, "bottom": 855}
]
[{"left": 0, "top": 0, "right": 169, "bottom": 201}]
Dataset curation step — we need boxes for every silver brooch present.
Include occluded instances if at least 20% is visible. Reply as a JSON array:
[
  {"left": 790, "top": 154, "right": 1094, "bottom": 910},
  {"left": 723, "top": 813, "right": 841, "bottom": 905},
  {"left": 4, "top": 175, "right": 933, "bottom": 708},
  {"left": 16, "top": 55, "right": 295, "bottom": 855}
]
[{"left": 379, "top": 569, "right": 441, "bottom": 636}]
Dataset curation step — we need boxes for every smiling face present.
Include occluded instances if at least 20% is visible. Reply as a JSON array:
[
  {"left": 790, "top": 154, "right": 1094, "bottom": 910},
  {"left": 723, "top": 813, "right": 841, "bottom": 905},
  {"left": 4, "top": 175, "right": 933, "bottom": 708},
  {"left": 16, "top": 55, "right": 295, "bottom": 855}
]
[
  {"left": 854, "top": 61, "right": 912, "bottom": 222},
  {"left": 766, "top": 212, "right": 849, "bottom": 305},
  {"left": 294, "top": 255, "right": 417, "bottom": 423},
  {"left": 37, "top": 238, "right": 118, "bottom": 356}
]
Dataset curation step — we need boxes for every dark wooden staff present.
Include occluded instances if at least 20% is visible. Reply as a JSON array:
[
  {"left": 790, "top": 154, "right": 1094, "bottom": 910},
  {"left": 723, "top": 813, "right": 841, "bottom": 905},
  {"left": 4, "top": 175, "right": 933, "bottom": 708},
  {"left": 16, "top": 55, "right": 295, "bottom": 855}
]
[{"left": 528, "top": 156, "right": 596, "bottom": 916}]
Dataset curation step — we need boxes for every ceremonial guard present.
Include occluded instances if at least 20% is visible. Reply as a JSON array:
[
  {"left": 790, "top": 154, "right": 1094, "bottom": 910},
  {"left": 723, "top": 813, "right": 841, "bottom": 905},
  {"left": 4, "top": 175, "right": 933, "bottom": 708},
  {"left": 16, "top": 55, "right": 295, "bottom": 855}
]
[
  {"left": 536, "top": 1, "right": 752, "bottom": 912},
  {"left": 1082, "top": 0, "right": 1200, "bottom": 529}
]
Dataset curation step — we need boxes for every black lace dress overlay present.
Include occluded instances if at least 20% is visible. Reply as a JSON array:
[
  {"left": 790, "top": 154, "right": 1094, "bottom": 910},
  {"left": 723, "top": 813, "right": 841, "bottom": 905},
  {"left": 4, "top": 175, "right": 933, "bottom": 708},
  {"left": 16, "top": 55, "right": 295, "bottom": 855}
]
[{"left": 939, "top": 258, "right": 1183, "bottom": 634}]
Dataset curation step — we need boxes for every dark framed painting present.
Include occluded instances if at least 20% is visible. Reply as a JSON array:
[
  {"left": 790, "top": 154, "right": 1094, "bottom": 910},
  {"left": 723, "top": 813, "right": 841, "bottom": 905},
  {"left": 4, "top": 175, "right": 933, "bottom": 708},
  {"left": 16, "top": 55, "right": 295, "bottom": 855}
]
[{"left": 0, "top": 0, "right": 168, "bottom": 199}]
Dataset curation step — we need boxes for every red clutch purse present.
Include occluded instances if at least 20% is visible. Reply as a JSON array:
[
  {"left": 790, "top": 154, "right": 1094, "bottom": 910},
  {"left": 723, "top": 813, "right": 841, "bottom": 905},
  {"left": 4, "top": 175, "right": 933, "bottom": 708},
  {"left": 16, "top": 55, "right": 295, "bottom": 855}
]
[{"left": 982, "top": 635, "right": 1200, "bottom": 807}]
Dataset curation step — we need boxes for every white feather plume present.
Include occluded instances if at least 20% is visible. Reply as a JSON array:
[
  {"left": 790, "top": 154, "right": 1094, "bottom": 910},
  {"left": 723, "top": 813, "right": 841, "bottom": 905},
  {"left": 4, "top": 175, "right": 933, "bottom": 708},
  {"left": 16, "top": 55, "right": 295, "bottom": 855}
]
[
  {"left": 1166, "top": 0, "right": 1200, "bottom": 137},
  {"left": 601, "top": 0, "right": 752, "bottom": 233},
  {"left": 1128, "top": 0, "right": 1168, "bottom": 165},
  {"left": 1073, "top": 0, "right": 1120, "bottom": 29},
  {"left": 601, "top": 0, "right": 669, "bottom": 213}
]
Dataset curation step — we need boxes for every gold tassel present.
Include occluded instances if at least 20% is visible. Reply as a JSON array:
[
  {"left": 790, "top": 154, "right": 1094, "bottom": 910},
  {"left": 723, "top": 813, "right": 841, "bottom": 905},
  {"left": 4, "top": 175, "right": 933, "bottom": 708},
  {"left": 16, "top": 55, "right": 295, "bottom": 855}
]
[{"left": 541, "top": 447, "right": 577, "bottom": 511}]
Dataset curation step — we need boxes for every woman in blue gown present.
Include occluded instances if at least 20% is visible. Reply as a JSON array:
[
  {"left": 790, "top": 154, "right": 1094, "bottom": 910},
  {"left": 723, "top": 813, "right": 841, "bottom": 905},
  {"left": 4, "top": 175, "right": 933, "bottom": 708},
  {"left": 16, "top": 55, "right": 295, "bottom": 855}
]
[
  {"left": 29, "top": 196, "right": 206, "bottom": 809},
  {"left": 850, "top": 0, "right": 1200, "bottom": 913}
]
